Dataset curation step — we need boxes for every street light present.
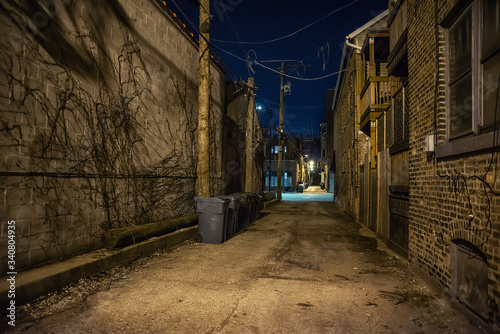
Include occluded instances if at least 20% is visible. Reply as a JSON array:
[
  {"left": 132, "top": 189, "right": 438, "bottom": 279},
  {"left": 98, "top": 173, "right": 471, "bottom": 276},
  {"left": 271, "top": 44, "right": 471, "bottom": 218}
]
[{"left": 309, "top": 161, "right": 314, "bottom": 185}]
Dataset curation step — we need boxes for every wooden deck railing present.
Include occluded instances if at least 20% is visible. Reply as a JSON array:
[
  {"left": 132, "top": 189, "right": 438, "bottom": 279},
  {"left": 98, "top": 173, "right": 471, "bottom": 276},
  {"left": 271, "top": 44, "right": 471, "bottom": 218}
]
[{"left": 360, "top": 77, "right": 391, "bottom": 114}]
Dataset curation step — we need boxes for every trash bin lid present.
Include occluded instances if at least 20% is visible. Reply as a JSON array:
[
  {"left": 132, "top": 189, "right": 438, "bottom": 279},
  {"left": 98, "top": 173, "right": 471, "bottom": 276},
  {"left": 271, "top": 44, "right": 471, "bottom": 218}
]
[
  {"left": 213, "top": 195, "right": 241, "bottom": 202},
  {"left": 194, "top": 196, "right": 230, "bottom": 203}
]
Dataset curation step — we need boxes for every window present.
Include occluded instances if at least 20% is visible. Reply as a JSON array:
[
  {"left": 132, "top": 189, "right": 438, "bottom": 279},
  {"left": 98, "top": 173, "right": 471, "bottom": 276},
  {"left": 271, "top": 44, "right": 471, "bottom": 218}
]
[
  {"left": 448, "top": 7, "right": 472, "bottom": 138},
  {"left": 446, "top": 0, "right": 500, "bottom": 140},
  {"left": 482, "top": 0, "right": 500, "bottom": 131}
]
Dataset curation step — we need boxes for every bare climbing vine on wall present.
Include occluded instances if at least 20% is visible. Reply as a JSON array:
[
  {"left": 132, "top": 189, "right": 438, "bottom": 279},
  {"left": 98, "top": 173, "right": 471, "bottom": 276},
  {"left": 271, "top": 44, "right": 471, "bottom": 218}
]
[{"left": 0, "top": 0, "right": 202, "bottom": 230}]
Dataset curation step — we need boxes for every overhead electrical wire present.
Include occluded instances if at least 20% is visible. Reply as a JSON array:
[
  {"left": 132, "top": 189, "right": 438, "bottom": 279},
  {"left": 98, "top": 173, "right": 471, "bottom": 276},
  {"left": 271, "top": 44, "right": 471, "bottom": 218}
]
[
  {"left": 260, "top": 97, "right": 324, "bottom": 111},
  {"left": 169, "top": 0, "right": 351, "bottom": 85},
  {"left": 254, "top": 60, "right": 346, "bottom": 81},
  {"left": 215, "top": 44, "right": 346, "bottom": 81},
  {"left": 168, "top": 0, "right": 243, "bottom": 83},
  {"left": 212, "top": 0, "right": 360, "bottom": 45}
]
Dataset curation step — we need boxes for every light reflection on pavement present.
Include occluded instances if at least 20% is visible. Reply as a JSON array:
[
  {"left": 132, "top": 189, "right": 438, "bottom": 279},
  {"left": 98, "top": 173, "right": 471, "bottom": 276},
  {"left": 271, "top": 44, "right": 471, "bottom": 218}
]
[{"left": 281, "top": 186, "right": 333, "bottom": 202}]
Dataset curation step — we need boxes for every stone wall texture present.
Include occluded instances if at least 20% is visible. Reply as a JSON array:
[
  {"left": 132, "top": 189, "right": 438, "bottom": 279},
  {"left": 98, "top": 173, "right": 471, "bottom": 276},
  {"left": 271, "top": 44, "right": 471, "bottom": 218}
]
[{"left": 0, "top": 0, "right": 225, "bottom": 275}]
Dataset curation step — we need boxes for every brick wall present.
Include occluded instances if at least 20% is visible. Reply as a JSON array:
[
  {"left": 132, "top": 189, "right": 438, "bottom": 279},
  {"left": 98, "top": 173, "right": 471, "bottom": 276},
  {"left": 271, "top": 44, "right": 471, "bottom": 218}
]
[
  {"left": 334, "top": 54, "right": 370, "bottom": 219},
  {"left": 407, "top": 0, "right": 500, "bottom": 329},
  {"left": 0, "top": 0, "right": 225, "bottom": 275}
]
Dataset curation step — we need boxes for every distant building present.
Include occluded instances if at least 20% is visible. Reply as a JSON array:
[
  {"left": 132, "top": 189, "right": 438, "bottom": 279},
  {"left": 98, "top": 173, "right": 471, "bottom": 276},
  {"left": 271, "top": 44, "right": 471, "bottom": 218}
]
[
  {"left": 319, "top": 122, "right": 328, "bottom": 188},
  {"left": 263, "top": 135, "right": 300, "bottom": 192}
]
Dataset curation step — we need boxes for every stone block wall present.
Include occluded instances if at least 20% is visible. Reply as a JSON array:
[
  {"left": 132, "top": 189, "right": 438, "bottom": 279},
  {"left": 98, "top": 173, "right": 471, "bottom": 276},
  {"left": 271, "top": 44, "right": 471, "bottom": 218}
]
[{"left": 0, "top": 0, "right": 225, "bottom": 275}]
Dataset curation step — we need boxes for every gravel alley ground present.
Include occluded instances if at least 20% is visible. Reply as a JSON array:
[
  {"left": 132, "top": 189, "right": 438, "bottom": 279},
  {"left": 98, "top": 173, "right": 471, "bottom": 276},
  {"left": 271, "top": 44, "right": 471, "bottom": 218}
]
[{"left": 4, "top": 194, "right": 482, "bottom": 333}]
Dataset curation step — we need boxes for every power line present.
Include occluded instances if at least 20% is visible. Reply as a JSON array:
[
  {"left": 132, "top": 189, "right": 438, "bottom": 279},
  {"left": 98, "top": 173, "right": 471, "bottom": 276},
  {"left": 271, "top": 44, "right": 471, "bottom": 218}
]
[
  {"left": 254, "top": 61, "right": 346, "bottom": 81},
  {"left": 212, "top": 0, "right": 359, "bottom": 45},
  {"left": 215, "top": 44, "right": 345, "bottom": 81}
]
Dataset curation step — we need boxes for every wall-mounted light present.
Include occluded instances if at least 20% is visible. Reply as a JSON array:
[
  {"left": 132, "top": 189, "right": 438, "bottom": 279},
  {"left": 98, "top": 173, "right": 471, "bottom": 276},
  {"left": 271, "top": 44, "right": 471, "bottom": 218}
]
[{"left": 425, "top": 134, "right": 435, "bottom": 157}]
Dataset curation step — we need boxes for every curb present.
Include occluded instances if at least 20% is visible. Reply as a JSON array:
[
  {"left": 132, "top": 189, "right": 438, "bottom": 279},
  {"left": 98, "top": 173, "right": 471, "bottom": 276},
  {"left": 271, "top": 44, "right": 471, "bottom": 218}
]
[
  {"left": 0, "top": 225, "right": 198, "bottom": 308},
  {"left": 263, "top": 199, "right": 280, "bottom": 209}
]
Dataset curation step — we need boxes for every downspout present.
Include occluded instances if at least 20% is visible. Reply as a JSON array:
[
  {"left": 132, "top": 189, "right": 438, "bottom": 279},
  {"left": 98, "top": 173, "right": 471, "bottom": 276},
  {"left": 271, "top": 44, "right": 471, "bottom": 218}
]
[{"left": 345, "top": 36, "right": 362, "bottom": 50}]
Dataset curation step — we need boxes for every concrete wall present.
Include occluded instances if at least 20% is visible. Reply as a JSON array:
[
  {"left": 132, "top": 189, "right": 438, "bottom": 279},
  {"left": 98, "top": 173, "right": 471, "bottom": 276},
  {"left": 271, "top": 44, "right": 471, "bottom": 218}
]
[{"left": 0, "top": 0, "right": 225, "bottom": 275}]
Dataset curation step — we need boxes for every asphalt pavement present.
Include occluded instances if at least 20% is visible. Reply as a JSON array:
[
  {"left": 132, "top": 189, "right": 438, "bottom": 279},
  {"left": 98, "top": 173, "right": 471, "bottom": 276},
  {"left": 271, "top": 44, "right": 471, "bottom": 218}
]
[{"left": 7, "top": 191, "right": 481, "bottom": 334}]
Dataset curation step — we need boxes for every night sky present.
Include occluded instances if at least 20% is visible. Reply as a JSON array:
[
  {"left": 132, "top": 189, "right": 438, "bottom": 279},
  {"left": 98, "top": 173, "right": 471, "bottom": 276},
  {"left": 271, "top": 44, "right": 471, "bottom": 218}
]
[{"left": 167, "top": 0, "right": 388, "bottom": 136}]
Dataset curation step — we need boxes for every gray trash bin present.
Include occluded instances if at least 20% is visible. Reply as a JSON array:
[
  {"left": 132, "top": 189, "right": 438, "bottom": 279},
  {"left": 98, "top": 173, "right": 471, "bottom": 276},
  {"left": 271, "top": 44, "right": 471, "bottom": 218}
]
[
  {"left": 214, "top": 195, "right": 241, "bottom": 241},
  {"left": 194, "top": 197, "right": 229, "bottom": 244}
]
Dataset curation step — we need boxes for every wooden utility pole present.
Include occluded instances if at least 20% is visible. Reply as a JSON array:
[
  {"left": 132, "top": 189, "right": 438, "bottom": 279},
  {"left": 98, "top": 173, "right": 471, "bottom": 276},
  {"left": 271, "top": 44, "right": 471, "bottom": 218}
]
[
  {"left": 268, "top": 108, "right": 272, "bottom": 192},
  {"left": 300, "top": 137, "right": 303, "bottom": 182},
  {"left": 277, "top": 62, "right": 285, "bottom": 202},
  {"left": 197, "top": 0, "right": 210, "bottom": 197},
  {"left": 245, "top": 77, "right": 255, "bottom": 193}
]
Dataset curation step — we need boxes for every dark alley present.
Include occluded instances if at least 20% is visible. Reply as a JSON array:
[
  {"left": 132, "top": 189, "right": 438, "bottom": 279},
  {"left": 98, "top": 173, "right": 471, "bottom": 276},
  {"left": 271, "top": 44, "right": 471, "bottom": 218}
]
[{"left": 6, "top": 201, "right": 481, "bottom": 333}]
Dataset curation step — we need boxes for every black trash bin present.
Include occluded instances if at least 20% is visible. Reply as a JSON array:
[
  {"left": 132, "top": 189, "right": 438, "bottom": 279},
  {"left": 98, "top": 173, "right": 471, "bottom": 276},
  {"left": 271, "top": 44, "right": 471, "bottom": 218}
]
[
  {"left": 257, "top": 195, "right": 263, "bottom": 217},
  {"left": 214, "top": 195, "right": 241, "bottom": 241},
  {"left": 250, "top": 193, "right": 260, "bottom": 221},
  {"left": 231, "top": 193, "right": 251, "bottom": 232},
  {"left": 234, "top": 192, "right": 260, "bottom": 223},
  {"left": 194, "top": 197, "right": 229, "bottom": 244}
]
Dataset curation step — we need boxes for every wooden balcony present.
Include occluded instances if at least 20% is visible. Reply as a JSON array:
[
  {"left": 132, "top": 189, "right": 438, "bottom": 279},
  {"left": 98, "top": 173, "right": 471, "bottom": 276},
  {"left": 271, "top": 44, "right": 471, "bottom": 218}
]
[{"left": 359, "top": 76, "right": 391, "bottom": 133}]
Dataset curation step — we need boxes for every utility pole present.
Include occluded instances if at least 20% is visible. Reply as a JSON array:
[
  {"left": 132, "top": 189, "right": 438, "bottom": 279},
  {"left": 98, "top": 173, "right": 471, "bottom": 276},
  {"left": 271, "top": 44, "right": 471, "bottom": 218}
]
[
  {"left": 197, "top": 0, "right": 210, "bottom": 197},
  {"left": 300, "top": 137, "right": 303, "bottom": 182},
  {"left": 245, "top": 77, "right": 255, "bottom": 193},
  {"left": 268, "top": 108, "right": 272, "bottom": 192},
  {"left": 277, "top": 62, "right": 285, "bottom": 202}
]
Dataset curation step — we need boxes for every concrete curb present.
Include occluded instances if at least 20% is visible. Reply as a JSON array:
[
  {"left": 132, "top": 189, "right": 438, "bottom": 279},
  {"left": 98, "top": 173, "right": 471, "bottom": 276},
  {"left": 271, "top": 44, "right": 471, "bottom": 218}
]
[
  {"left": 0, "top": 226, "right": 198, "bottom": 307},
  {"left": 263, "top": 199, "right": 280, "bottom": 209}
]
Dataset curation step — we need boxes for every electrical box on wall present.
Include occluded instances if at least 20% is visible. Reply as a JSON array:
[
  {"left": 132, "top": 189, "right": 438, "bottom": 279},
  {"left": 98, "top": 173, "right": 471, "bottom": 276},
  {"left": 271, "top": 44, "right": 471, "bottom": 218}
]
[{"left": 424, "top": 134, "right": 434, "bottom": 155}]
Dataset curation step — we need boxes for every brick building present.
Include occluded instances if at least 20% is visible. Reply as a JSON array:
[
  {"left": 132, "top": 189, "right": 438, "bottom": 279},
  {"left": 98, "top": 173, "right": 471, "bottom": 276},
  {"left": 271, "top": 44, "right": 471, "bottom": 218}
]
[
  {"left": 325, "top": 88, "right": 335, "bottom": 193},
  {"left": 331, "top": 0, "right": 500, "bottom": 330},
  {"left": 407, "top": 0, "right": 500, "bottom": 330},
  {"left": 331, "top": 10, "right": 389, "bottom": 219},
  {"left": 224, "top": 81, "right": 265, "bottom": 195}
]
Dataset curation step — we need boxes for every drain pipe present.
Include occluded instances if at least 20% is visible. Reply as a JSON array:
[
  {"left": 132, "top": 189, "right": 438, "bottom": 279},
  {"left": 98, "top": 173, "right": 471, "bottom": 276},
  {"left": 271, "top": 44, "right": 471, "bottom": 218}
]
[{"left": 345, "top": 36, "right": 362, "bottom": 50}]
